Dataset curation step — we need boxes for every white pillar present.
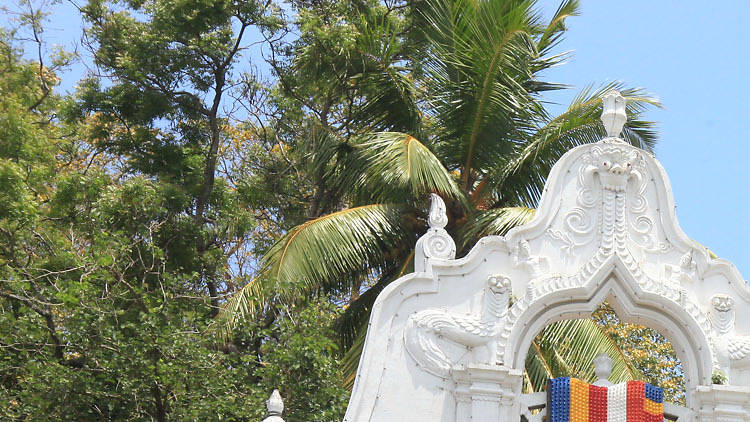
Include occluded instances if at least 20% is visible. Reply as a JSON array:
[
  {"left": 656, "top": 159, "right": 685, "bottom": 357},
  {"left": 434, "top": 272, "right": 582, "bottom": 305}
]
[
  {"left": 451, "top": 364, "right": 523, "bottom": 422},
  {"left": 694, "top": 385, "right": 750, "bottom": 421}
]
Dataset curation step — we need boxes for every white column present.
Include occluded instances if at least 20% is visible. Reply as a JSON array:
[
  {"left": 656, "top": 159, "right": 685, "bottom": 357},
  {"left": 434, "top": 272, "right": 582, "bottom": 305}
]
[
  {"left": 451, "top": 364, "right": 523, "bottom": 422},
  {"left": 694, "top": 385, "right": 750, "bottom": 422}
]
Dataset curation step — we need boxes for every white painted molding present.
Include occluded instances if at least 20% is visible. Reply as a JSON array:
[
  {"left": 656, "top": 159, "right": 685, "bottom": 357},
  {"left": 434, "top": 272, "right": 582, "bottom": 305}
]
[{"left": 694, "top": 385, "right": 750, "bottom": 421}]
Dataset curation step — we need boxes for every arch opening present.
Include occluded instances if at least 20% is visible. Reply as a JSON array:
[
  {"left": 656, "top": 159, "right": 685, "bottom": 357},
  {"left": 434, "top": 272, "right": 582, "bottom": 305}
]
[
  {"left": 506, "top": 260, "right": 714, "bottom": 408},
  {"left": 523, "top": 301, "right": 685, "bottom": 405}
]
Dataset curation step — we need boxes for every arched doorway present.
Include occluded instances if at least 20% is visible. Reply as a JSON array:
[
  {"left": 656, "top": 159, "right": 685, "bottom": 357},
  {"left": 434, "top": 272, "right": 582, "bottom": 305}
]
[
  {"left": 523, "top": 301, "right": 685, "bottom": 403},
  {"left": 505, "top": 259, "right": 713, "bottom": 407}
]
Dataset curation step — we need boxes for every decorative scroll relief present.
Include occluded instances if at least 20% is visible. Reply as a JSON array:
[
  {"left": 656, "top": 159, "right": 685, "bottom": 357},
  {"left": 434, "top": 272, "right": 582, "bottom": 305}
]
[
  {"left": 404, "top": 275, "right": 511, "bottom": 377},
  {"left": 527, "top": 142, "right": 652, "bottom": 290},
  {"left": 424, "top": 193, "right": 455, "bottom": 259},
  {"left": 710, "top": 294, "right": 750, "bottom": 380},
  {"left": 560, "top": 142, "right": 671, "bottom": 292},
  {"left": 551, "top": 141, "right": 661, "bottom": 266},
  {"left": 492, "top": 142, "right": 712, "bottom": 364}
]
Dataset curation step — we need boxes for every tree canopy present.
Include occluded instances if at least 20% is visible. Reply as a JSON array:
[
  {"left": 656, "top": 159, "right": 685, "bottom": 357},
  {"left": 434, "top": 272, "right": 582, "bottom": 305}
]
[{"left": 0, "top": 0, "right": 679, "bottom": 420}]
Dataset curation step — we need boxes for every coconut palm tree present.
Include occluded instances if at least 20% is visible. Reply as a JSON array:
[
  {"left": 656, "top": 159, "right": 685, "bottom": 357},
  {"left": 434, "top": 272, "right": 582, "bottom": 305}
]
[{"left": 222, "top": 0, "right": 660, "bottom": 389}]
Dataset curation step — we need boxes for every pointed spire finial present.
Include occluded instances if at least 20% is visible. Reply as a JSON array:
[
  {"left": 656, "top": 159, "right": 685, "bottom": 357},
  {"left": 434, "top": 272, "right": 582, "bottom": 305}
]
[
  {"left": 428, "top": 193, "right": 448, "bottom": 229},
  {"left": 601, "top": 90, "right": 627, "bottom": 139},
  {"left": 415, "top": 193, "right": 455, "bottom": 272},
  {"left": 266, "top": 390, "right": 284, "bottom": 417}
]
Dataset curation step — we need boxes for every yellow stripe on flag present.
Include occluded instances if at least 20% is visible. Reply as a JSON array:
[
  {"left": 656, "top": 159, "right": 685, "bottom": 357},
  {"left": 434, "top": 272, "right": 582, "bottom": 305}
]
[
  {"left": 644, "top": 398, "right": 664, "bottom": 415},
  {"left": 570, "top": 378, "right": 589, "bottom": 422}
]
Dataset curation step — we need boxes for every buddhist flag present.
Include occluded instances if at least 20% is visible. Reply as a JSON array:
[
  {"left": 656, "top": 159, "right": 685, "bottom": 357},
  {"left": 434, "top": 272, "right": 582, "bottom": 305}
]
[{"left": 548, "top": 378, "right": 664, "bottom": 422}]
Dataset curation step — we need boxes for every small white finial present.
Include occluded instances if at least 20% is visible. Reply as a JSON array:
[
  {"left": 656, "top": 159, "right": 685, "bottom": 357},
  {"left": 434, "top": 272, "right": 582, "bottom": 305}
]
[
  {"left": 593, "top": 353, "right": 614, "bottom": 386},
  {"left": 600, "top": 90, "right": 627, "bottom": 138},
  {"left": 265, "top": 390, "right": 284, "bottom": 418},
  {"left": 414, "top": 193, "right": 456, "bottom": 272},
  {"left": 428, "top": 193, "right": 448, "bottom": 229}
]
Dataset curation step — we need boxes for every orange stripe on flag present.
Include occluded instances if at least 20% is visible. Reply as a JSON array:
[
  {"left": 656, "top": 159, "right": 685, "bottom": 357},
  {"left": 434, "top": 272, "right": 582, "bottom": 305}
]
[{"left": 570, "top": 378, "right": 589, "bottom": 422}]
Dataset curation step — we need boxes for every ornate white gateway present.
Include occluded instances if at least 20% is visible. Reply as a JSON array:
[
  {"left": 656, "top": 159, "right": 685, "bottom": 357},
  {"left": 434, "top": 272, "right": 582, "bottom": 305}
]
[{"left": 342, "top": 92, "right": 750, "bottom": 422}]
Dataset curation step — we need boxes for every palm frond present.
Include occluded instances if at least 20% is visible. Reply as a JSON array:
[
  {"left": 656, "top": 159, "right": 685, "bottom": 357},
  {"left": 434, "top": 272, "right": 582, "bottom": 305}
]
[
  {"left": 352, "top": 68, "right": 421, "bottom": 135},
  {"left": 475, "top": 83, "right": 661, "bottom": 207},
  {"left": 418, "top": 0, "right": 547, "bottom": 177},
  {"left": 263, "top": 203, "right": 409, "bottom": 299},
  {"left": 216, "top": 204, "right": 410, "bottom": 331},
  {"left": 211, "top": 275, "right": 265, "bottom": 337},
  {"left": 350, "top": 16, "right": 421, "bottom": 134},
  {"left": 341, "top": 132, "right": 465, "bottom": 203},
  {"left": 524, "top": 318, "right": 641, "bottom": 392},
  {"left": 525, "top": 339, "right": 554, "bottom": 392},
  {"left": 458, "top": 206, "right": 535, "bottom": 250},
  {"left": 538, "top": 0, "right": 580, "bottom": 53},
  {"left": 302, "top": 123, "right": 351, "bottom": 177}
]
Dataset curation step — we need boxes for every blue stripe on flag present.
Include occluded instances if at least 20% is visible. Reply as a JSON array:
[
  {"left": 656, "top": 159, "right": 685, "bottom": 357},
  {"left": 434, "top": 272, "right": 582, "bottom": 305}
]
[
  {"left": 644, "top": 383, "right": 663, "bottom": 403},
  {"left": 548, "top": 377, "right": 570, "bottom": 422}
]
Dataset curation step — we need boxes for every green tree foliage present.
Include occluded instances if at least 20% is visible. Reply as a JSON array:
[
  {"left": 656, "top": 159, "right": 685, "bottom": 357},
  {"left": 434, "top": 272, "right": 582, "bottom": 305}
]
[
  {"left": 249, "top": 301, "right": 349, "bottom": 421},
  {"left": 524, "top": 303, "right": 684, "bottom": 404},
  {"left": 75, "top": 0, "right": 286, "bottom": 314},
  {"left": 0, "top": 4, "right": 347, "bottom": 420},
  {"left": 0, "top": 0, "right": 680, "bottom": 418},
  {"left": 593, "top": 303, "right": 685, "bottom": 404}
]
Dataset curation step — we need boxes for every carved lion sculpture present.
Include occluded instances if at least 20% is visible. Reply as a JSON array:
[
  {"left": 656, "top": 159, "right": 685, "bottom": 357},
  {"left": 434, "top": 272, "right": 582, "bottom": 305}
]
[{"left": 404, "top": 275, "right": 511, "bottom": 377}]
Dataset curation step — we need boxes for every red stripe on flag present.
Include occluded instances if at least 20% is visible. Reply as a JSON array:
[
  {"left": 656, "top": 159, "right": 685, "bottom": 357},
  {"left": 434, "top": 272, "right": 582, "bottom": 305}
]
[
  {"left": 627, "top": 381, "right": 645, "bottom": 422},
  {"left": 588, "top": 384, "right": 608, "bottom": 422}
]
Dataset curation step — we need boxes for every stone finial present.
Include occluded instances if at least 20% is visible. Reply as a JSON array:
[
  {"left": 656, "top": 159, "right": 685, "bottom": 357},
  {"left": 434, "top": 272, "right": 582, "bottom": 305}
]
[
  {"left": 600, "top": 90, "right": 627, "bottom": 138},
  {"left": 427, "top": 193, "right": 448, "bottom": 229},
  {"left": 262, "top": 390, "right": 285, "bottom": 422},
  {"left": 414, "top": 193, "right": 456, "bottom": 272},
  {"left": 592, "top": 353, "right": 614, "bottom": 386}
]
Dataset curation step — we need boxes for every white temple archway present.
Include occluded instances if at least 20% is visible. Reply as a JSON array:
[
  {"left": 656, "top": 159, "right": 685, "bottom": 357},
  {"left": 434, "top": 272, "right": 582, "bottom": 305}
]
[{"left": 343, "top": 92, "right": 750, "bottom": 421}]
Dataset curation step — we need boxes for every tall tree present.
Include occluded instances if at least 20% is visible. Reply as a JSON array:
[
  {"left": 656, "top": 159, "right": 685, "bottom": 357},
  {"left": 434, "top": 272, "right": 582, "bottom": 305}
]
[
  {"left": 77, "top": 0, "right": 284, "bottom": 315},
  {"left": 0, "top": 1, "right": 349, "bottom": 420},
  {"left": 0, "top": 0, "right": 677, "bottom": 417},
  {"left": 222, "top": 0, "right": 661, "bottom": 387}
]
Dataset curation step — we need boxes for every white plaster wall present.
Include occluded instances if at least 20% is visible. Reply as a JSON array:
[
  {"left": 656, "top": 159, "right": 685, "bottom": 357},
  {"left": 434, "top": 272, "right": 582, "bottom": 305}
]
[{"left": 344, "top": 125, "right": 750, "bottom": 421}]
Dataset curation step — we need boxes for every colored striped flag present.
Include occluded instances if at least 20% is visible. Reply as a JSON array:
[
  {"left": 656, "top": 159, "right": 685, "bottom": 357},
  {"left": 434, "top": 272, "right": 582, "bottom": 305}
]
[{"left": 548, "top": 378, "right": 664, "bottom": 422}]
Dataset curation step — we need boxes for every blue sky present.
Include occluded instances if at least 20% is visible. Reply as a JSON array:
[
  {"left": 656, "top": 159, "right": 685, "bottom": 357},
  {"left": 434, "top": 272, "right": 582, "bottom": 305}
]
[
  {"left": 4, "top": 0, "right": 750, "bottom": 275},
  {"left": 537, "top": 0, "right": 750, "bottom": 275}
]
